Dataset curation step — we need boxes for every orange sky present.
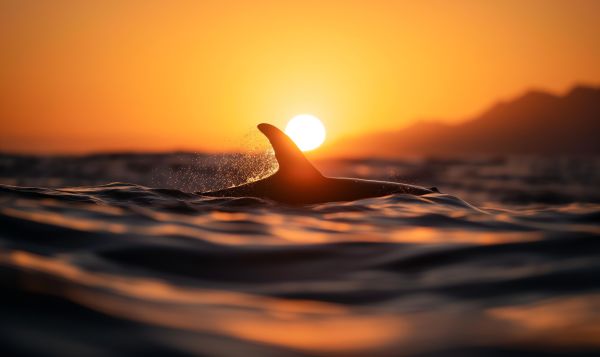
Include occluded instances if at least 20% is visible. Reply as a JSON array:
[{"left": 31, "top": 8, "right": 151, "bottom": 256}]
[{"left": 1, "top": 0, "right": 599, "bottom": 154}]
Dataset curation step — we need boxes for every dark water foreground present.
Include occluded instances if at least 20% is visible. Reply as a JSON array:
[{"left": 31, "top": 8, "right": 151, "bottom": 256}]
[
  {"left": 1, "top": 154, "right": 600, "bottom": 356},
  {"left": 1, "top": 181, "right": 599, "bottom": 356}
]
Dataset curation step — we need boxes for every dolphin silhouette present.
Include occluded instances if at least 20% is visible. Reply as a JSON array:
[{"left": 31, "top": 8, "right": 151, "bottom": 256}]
[{"left": 200, "top": 123, "right": 437, "bottom": 204}]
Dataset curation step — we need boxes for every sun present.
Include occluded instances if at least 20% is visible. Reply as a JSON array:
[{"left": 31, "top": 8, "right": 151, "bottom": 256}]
[{"left": 285, "top": 114, "right": 326, "bottom": 152}]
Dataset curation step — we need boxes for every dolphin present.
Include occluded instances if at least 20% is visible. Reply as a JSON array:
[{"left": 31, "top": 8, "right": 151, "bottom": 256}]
[{"left": 200, "top": 123, "right": 437, "bottom": 204}]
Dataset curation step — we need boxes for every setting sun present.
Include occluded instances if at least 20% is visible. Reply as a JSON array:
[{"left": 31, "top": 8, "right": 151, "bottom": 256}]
[{"left": 285, "top": 114, "right": 326, "bottom": 151}]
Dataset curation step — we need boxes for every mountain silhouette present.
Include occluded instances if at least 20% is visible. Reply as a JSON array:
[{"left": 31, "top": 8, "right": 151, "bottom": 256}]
[{"left": 329, "top": 85, "right": 600, "bottom": 157}]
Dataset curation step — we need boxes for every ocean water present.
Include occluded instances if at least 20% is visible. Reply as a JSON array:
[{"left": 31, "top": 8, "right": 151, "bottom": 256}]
[{"left": 1, "top": 153, "right": 599, "bottom": 356}]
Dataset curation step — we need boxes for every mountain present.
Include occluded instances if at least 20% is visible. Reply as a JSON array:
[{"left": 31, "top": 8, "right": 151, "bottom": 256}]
[{"left": 327, "top": 85, "right": 600, "bottom": 157}]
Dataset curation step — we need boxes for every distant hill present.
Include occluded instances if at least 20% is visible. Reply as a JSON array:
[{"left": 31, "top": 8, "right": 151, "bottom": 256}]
[{"left": 327, "top": 85, "right": 600, "bottom": 157}]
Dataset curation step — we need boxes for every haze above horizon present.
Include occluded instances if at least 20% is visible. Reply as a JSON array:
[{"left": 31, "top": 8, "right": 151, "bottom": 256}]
[{"left": 1, "top": 0, "right": 599, "bottom": 154}]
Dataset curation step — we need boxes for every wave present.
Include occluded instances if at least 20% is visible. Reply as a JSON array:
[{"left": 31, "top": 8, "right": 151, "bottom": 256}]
[{"left": 1, "top": 183, "right": 599, "bottom": 356}]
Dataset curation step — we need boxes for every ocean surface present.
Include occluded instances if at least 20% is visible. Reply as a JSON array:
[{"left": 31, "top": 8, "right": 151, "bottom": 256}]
[{"left": 1, "top": 153, "right": 599, "bottom": 356}]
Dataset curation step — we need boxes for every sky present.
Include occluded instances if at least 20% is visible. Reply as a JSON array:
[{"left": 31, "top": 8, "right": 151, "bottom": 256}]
[{"left": 1, "top": 0, "right": 599, "bottom": 154}]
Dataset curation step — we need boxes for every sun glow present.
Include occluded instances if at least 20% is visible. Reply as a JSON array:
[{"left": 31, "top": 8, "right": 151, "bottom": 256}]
[{"left": 285, "top": 115, "right": 326, "bottom": 152}]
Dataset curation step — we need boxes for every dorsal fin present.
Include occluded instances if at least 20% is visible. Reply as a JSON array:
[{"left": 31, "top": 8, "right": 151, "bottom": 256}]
[{"left": 257, "top": 123, "right": 323, "bottom": 179}]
